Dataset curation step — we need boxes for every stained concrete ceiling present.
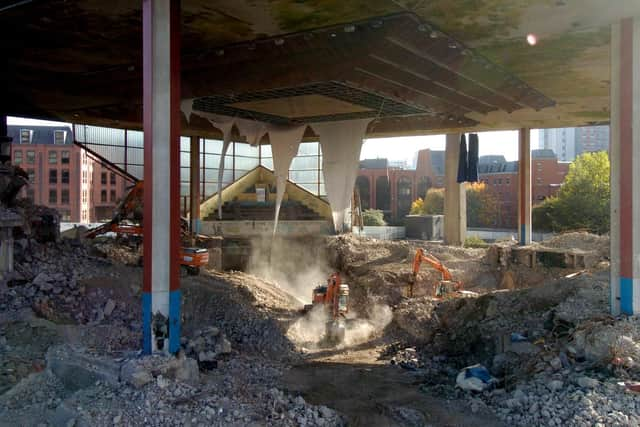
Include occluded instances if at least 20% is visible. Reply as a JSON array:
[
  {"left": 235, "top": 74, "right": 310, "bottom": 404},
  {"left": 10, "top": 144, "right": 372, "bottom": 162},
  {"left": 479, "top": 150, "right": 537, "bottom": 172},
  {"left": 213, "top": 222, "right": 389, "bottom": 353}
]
[{"left": 1, "top": 0, "right": 636, "bottom": 138}]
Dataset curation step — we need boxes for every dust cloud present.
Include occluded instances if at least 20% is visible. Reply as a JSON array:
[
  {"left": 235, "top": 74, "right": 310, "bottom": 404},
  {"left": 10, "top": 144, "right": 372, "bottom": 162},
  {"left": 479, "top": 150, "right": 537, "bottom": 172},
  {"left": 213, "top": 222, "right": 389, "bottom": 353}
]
[
  {"left": 247, "top": 236, "right": 393, "bottom": 349},
  {"left": 342, "top": 304, "right": 393, "bottom": 347},
  {"left": 246, "top": 236, "right": 330, "bottom": 305},
  {"left": 286, "top": 303, "right": 393, "bottom": 349}
]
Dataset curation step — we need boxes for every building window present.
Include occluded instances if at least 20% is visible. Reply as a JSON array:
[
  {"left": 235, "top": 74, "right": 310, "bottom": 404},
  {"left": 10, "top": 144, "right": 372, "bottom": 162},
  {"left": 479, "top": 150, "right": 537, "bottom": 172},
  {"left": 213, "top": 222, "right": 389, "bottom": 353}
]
[
  {"left": 48, "top": 151, "right": 57, "bottom": 164},
  {"left": 60, "top": 210, "right": 71, "bottom": 221},
  {"left": 20, "top": 129, "right": 31, "bottom": 144},
  {"left": 27, "top": 169, "right": 35, "bottom": 182},
  {"left": 54, "top": 130, "right": 66, "bottom": 145},
  {"left": 110, "top": 190, "right": 116, "bottom": 202},
  {"left": 49, "top": 189, "right": 57, "bottom": 204},
  {"left": 536, "top": 177, "right": 543, "bottom": 185},
  {"left": 14, "top": 150, "right": 22, "bottom": 165},
  {"left": 61, "top": 169, "right": 69, "bottom": 184},
  {"left": 26, "top": 151, "right": 35, "bottom": 164},
  {"left": 110, "top": 172, "right": 116, "bottom": 185},
  {"left": 497, "top": 179, "right": 502, "bottom": 185},
  {"left": 61, "top": 151, "right": 70, "bottom": 164},
  {"left": 101, "top": 172, "right": 107, "bottom": 185},
  {"left": 61, "top": 189, "right": 69, "bottom": 205},
  {"left": 505, "top": 178, "right": 510, "bottom": 185},
  {"left": 49, "top": 169, "right": 57, "bottom": 184},
  {"left": 101, "top": 190, "right": 107, "bottom": 202},
  {"left": 537, "top": 195, "right": 545, "bottom": 201}
]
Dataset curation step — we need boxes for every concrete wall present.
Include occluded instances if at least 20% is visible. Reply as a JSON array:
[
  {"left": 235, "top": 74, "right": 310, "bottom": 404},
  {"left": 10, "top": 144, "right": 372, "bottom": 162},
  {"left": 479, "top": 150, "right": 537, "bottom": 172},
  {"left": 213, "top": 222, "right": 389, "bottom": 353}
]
[
  {"left": 201, "top": 220, "right": 332, "bottom": 238},
  {"left": 353, "top": 226, "right": 406, "bottom": 240}
]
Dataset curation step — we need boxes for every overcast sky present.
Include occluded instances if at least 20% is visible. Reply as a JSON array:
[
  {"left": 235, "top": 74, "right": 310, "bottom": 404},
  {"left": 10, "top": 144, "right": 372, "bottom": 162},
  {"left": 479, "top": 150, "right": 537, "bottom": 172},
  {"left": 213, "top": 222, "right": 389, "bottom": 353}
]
[{"left": 9, "top": 116, "right": 539, "bottom": 163}]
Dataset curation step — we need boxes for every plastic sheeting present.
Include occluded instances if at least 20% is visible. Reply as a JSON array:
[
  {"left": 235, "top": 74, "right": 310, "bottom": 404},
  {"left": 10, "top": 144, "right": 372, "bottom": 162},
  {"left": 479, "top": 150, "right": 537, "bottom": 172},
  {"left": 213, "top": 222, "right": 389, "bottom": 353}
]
[
  {"left": 182, "top": 100, "right": 371, "bottom": 234},
  {"left": 268, "top": 125, "right": 307, "bottom": 234},
  {"left": 311, "top": 119, "right": 371, "bottom": 233},
  {"left": 182, "top": 105, "right": 269, "bottom": 219}
]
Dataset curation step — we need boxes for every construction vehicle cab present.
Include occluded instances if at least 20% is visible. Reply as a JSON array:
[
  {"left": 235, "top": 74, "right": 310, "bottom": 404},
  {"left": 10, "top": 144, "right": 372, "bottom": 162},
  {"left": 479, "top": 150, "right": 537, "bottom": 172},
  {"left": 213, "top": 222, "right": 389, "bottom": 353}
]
[{"left": 309, "top": 273, "right": 349, "bottom": 343}]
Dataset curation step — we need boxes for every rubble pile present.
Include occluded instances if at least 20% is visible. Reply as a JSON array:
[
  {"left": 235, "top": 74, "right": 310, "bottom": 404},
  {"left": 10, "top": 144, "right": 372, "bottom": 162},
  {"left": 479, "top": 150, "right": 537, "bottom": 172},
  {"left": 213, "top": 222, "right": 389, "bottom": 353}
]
[
  {"left": 0, "top": 346, "right": 344, "bottom": 426},
  {"left": 387, "top": 269, "right": 640, "bottom": 426},
  {"left": 183, "top": 326, "right": 233, "bottom": 370},
  {"left": 181, "top": 276, "right": 298, "bottom": 362},
  {"left": 0, "top": 238, "right": 140, "bottom": 334},
  {"left": 92, "top": 239, "right": 142, "bottom": 266}
]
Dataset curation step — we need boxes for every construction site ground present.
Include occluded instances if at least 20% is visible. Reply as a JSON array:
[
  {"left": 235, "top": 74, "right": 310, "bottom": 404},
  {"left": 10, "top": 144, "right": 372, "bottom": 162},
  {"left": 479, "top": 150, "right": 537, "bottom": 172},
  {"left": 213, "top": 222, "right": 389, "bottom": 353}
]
[{"left": 1, "top": 231, "right": 638, "bottom": 426}]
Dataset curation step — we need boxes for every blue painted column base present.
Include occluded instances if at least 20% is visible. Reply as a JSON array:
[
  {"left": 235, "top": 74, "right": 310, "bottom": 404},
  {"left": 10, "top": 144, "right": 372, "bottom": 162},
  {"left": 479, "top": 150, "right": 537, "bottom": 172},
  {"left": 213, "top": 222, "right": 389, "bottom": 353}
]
[
  {"left": 142, "top": 292, "right": 152, "bottom": 355},
  {"left": 519, "top": 224, "right": 529, "bottom": 246},
  {"left": 621, "top": 277, "right": 634, "bottom": 315},
  {"left": 169, "top": 290, "right": 181, "bottom": 354}
]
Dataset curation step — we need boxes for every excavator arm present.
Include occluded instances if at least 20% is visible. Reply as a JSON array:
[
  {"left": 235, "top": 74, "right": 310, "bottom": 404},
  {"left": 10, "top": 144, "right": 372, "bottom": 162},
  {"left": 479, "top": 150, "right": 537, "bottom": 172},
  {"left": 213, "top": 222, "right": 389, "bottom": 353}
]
[
  {"left": 412, "top": 249, "right": 454, "bottom": 282},
  {"left": 410, "top": 248, "right": 461, "bottom": 297}
]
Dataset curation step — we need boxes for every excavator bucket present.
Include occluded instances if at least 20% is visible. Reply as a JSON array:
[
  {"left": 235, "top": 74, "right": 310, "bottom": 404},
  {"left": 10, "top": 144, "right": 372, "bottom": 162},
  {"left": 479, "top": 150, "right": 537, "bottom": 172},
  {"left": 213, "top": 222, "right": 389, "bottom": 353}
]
[{"left": 325, "top": 319, "right": 346, "bottom": 344}]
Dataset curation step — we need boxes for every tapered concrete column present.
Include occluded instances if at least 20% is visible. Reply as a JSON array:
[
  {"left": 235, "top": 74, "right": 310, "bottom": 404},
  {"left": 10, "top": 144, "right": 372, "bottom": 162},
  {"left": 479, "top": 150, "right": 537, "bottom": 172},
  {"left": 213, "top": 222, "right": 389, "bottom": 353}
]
[
  {"left": 142, "top": 0, "right": 181, "bottom": 353},
  {"left": 610, "top": 18, "right": 640, "bottom": 315},
  {"left": 444, "top": 133, "right": 466, "bottom": 245},
  {"left": 518, "top": 128, "right": 532, "bottom": 245},
  {"left": 189, "top": 136, "right": 201, "bottom": 235}
]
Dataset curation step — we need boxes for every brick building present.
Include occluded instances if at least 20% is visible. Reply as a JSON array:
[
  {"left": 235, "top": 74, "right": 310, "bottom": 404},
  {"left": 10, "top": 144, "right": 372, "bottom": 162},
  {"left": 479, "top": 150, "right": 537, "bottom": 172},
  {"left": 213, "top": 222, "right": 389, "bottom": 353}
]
[
  {"left": 7, "top": 125, "right": 128, "bottom": 222},
  {"left": 356, "top": 148, "right": 569, "bottom": 228}
]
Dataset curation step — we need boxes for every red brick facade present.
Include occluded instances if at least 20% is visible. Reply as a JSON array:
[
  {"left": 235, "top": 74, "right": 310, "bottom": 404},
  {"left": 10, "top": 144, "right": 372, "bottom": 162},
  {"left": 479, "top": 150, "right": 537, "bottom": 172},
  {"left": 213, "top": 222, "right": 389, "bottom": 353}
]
[
  {"left": 357, "top": 148, "right": 569, "bottom": 228},
  {"left": 9, "top": 125, "right": 127, "bottom": 223}
]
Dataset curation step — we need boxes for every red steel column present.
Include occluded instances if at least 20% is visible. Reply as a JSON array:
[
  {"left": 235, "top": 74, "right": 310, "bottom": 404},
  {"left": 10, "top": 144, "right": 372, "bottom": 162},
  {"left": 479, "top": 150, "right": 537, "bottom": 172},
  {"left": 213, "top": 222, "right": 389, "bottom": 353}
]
[
  {"left": 142, "top": 0, "right": 181, "bottom": 354},
  {"left": 611, "top": 18, "right": 640, "bottom": 315}
]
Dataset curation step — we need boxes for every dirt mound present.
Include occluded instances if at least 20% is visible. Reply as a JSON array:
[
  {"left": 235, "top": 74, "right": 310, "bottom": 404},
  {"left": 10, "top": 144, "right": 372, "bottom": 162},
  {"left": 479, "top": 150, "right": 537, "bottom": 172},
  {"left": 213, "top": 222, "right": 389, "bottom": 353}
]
[{"left": 540, "top": 232, "right": 609, "bottom": 257}]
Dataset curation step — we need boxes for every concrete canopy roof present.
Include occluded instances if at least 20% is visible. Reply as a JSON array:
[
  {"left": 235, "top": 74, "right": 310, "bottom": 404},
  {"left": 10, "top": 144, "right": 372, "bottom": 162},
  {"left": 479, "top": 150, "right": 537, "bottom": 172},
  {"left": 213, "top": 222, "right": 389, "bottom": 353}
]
[{"left": 1, "top": 0, "right": 634, "bottom": 138}]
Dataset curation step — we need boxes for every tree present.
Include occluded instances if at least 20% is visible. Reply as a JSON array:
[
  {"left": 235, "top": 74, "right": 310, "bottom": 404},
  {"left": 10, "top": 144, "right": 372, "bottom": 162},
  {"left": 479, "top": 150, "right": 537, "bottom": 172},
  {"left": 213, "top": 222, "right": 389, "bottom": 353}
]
[
  {"left": 532, "top": 151, "right": 610, "bottom": 234},
  {"left": 409, "top": 184, "right": 498, "bottom": 227},
  {"left": 410, "top": 188, "right": 444, "bottom": 215},
  {"left": 466, "top": 182, "right": 499, "bottom": 228},
  {"left": 362, "top": 209, "right": 386, "bottom": 226}
]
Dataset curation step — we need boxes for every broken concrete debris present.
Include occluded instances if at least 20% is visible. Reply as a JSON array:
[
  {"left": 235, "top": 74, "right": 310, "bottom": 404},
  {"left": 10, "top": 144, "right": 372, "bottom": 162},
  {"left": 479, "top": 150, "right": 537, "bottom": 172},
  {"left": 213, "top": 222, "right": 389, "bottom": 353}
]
[{"left": 0, "top": 227, "right": 635, "bottom": 425}]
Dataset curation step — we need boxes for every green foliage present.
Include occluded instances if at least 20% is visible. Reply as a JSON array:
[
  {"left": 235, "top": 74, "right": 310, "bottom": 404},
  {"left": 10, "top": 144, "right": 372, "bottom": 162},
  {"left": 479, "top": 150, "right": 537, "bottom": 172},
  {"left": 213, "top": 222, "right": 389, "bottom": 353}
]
[
  {"left": 466, "top": 183, "right": 499, "bottom": 228},
  {"left": 362, "top": 209, "right": 386, "bottom": 226},
  {"left": 533, "top": 152, "right": 610, "bottom": 234},
  {"left": 425, "top": 188, "right": 445, "bottom": 215},
  {"left": 410, "top": 188, "right": 444, "bottom": 215},
  {"left": 409, "top": 184, "right": 497, "bottom": 227},
  {"left": 464, "top": 235, "right": 488, "bottom": 248}
]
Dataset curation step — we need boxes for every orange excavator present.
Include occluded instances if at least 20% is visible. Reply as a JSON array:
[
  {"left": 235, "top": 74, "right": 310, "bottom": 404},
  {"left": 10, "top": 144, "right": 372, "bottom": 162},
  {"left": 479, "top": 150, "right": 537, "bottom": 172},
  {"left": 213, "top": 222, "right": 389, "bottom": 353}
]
[
  {"left": 305, "top": 272, "right": 350, "bottom": 343},
  {"left": 410, "top": 248, "right": 462, "bottom": 298},
  {"left": 85, "top": 181, "right": 209, "bottom": 275}
]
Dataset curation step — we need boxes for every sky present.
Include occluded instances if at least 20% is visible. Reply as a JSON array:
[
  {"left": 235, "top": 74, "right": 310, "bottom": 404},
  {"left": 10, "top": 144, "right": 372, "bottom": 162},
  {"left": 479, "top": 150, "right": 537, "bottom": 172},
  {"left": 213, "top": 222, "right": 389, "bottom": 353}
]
[
  {"left": 362, "top": 129, "right": 541, "bottom": 165},
  {"left": 8, "top": 116, "right": 539, "bottom": 164}
]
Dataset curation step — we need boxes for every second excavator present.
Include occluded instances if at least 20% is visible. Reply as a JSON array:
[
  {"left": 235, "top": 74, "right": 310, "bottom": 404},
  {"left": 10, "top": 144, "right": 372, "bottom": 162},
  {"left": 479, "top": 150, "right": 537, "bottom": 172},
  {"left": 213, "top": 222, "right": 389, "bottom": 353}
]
[{"left": 410, "top": 248, "right": 462, "bottom": 298}]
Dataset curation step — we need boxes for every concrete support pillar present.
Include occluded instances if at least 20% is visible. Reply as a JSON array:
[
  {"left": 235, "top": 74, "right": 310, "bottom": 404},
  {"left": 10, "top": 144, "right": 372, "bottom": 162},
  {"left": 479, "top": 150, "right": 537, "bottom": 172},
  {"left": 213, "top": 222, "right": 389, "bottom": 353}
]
[
  {"left": 189, "top": 136, "right": 201, "bottom": 236},
  {"left": 610, "top": 18, "right": 640, "bottom": 315},
  {"left": 142, "top": 0, "right": 181, "bottom": 354},
  {"left": 444, "top": 133, "right": 466, "bottom": 245},
  {"left": 518, "top": 128, "right": 532, "bottom": 245}
]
